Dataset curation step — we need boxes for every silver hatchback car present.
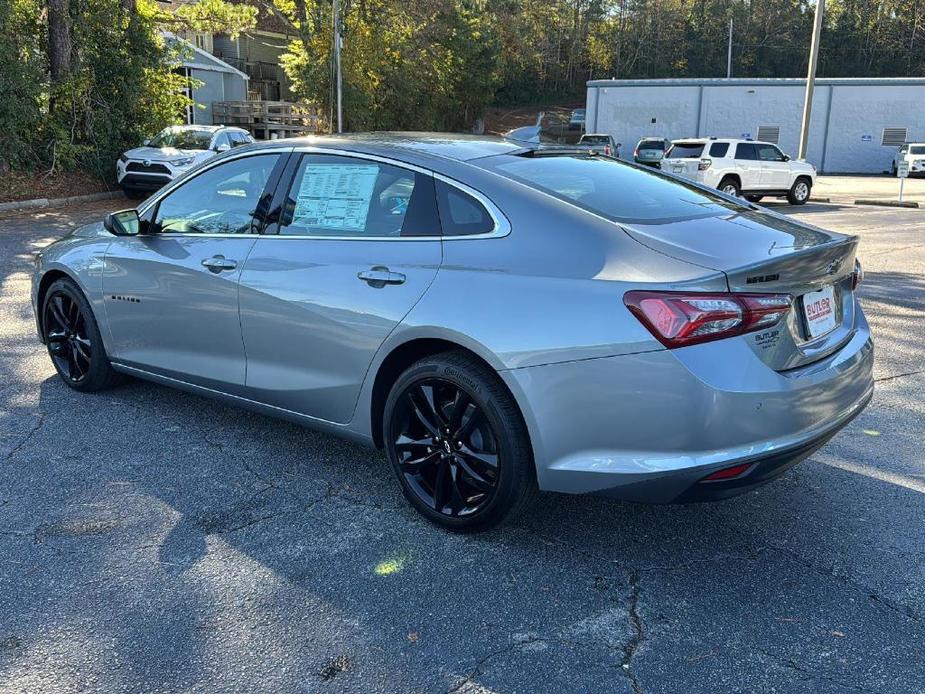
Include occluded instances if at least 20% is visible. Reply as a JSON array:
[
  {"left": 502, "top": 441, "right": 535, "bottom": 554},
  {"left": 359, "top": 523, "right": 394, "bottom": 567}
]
[{"left": 32, "top": 133, "right": 873, "bottom": 531}]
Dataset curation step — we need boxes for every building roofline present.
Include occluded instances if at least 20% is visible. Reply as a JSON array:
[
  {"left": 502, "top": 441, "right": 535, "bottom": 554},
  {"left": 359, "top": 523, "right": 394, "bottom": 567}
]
[
  {"left": 587, "top": 77, "right": 925, "bottom": 88},
  {"left": 166, "top": 32, "right": 250, "bottom": 80}
]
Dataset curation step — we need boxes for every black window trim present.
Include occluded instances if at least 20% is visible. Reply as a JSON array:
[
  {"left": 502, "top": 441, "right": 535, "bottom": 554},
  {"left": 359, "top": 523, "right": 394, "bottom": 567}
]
[{"left": 256, "top": 148, "right": 511, "bottom": 241}]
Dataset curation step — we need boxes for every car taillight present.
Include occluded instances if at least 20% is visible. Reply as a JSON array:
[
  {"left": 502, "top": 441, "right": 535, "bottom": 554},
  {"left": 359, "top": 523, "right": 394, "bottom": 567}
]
[
  {"left": 604, "top": 145, "right": 612, "bottom": 156},
  {"left": 852, "top": 259, "right": 864, "bottom": 290},
  {"left": 698, "top": 158, "right": 712, "bottom": 171},
  {"left": 623, "top": 291, "right": 792, "bottom": 348}
]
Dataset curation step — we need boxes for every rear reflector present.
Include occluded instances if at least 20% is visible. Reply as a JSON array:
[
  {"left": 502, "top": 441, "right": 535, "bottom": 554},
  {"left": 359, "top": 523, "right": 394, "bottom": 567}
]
[
  {"left": 624, "top": 291, "right": 792, "bottom": 348},
  {"left": 702, "top": 463, "right": 753, "bottom": 481}
]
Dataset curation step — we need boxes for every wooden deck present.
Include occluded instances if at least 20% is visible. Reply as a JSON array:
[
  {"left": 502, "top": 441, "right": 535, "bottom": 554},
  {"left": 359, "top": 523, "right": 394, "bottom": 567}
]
[{"left": 212, "top": 101, "right": 325, "bottom": 139}]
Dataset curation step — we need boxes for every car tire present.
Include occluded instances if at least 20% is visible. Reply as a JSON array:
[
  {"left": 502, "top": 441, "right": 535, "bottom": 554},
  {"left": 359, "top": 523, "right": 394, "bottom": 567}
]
[
  {"left": 383, "top": 351, "right": 537, "bottom": 532},
  {"left": 42, "top": 278, "right": 122, "bottom": 392},
  {"left": 745, "top": 195, "right": 764, "bottom": 203},
  {"left": 787, "top": 177, "right": 812, "bottom": 205},
  {"left": 718, "top": 177, "right": 740, "bottom": 197}
]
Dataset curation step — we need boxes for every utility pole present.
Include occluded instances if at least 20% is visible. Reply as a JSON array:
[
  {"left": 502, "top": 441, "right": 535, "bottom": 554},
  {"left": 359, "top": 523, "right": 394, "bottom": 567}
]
[
  {"left": 333, "top": 0, "right": 343, "bottom": 133},
  {"left": 798, "top": 0, "right": 825, "bottom": 159},
  {"left": 726, "top": 18, "right": 733, "bottom": 78}
]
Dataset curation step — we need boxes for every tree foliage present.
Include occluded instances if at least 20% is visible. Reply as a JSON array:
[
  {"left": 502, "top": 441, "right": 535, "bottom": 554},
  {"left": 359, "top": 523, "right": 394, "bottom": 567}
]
[
  {"left": 2, "top": 0, "right": 923, "bottom": 175},
  {"left": 0, "top": 0, "right": 255, "bottom": 175},
  {"left": 278, "top": 0, "right": 925, "bottom": 131}
]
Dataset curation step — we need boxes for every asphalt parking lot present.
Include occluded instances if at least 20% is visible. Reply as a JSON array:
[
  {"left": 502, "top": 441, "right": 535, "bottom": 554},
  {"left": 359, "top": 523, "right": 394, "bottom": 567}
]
[{"left": 1, "top": 191, "right": 923, "bottom": 693}]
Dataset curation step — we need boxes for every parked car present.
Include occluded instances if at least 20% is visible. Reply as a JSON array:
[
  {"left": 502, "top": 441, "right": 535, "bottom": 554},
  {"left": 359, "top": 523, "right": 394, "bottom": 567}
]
[
  {"left": 578, "top": 133, "right": 619, "bottom": 157},
  {"left": 34, "top": 133, "right": 872, "bottom": 532},
  {"left": 116, "top": 125, "right": 254, "bottom": 198},
  {"left": 660, "top": 138, "right": 816, "bottom": 205},
  {"left": 568, "top": 108, "right": 586, "bottom": 131},
  {"left": 892, "top": 143, "right": 925, "bottom": 177},
  {"left": 633, "top": 137, "right": 672, "bottom": 167}
]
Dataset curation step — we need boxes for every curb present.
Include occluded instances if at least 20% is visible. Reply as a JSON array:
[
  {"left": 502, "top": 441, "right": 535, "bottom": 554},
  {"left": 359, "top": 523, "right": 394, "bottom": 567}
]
[
  {"left": 0, "top": 190, "right": 125, "bottom": 213},
  {"left": 854, "top": 199, "right": 919, "bottom": 209},
  {"left": 809, "top": 197, "right": 831, "bottom": 203}
]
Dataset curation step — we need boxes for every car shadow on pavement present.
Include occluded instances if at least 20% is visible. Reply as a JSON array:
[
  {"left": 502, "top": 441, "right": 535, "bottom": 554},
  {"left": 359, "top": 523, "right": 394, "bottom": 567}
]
[{"left": 1, "top": 367, "right": 923, "bottom": 692}]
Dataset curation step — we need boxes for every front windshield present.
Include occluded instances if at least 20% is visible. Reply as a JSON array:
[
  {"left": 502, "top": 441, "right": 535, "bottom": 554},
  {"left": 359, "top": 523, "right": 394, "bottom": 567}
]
[
  {"left": 149, "top": 127, "right": 214, "bottom": 150},
  {"left": 479, "top": 153, "right": 741, "bottom": 224}
]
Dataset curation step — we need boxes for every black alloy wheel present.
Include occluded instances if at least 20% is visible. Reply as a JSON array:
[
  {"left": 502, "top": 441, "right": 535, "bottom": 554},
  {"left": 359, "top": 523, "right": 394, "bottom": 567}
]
[
  {"left": 384, "top": 351, "right": 537, "bottom": 532},
  {"left": 42, "top": 278, "right": 121, "bottom": 392},
  {"left": 391, "top": 378, "right": 500, "bottom": 517},
  {"left": 44, "top": 291, "right": 92, "bottom": 384}
]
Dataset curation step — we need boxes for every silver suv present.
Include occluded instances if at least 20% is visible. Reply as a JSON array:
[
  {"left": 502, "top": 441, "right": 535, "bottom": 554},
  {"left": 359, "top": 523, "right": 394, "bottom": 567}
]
[
  {"left": 660, "top": 138, "right": 816, "bottom": 205},
  {"left": 116, "top": 125, "right": 254, "bottom": 198}
]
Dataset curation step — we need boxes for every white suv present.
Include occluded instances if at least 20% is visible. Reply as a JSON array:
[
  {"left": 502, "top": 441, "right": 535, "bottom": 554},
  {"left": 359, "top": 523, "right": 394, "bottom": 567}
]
[
  {"left": 659, "top": 138, "right": 816, "bottom": 205},
  {"left": 116, "top": 125, "right": 254, "bottom": 198},
  {"left": 892, "top": 143, "right": 925, "bottom": 177}
]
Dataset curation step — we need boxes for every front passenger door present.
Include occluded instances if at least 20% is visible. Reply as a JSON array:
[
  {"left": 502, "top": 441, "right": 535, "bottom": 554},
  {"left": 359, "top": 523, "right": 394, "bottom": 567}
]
[
  {"left": 102, "top": 153, "right": 284, "bottom": 390},
  {"left": 757, "top": 144, "right": 791, "bottom": 189}
]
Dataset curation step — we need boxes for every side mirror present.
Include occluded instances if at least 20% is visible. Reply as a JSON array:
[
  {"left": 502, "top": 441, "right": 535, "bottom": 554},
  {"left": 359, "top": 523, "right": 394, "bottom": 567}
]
[
  {"left": 783, "top": 154, "right": 791, "bottom": 161},
  {"left": 214, "top": 143, "right": 231, "bottom": 153},
  {"left": 143, "top": 139, "right": 151, "bottom": 146},
  {"left": 104, "top": 209, "right": 141, "bottom": 236}
]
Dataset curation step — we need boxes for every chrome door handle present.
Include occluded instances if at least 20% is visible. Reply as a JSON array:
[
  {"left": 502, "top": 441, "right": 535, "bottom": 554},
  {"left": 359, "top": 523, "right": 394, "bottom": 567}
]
[
  {"left": 357, "top": 266, "right": 406, "bottom": 287},
  {"left": 201, "top": 255, "right": 237, "bottom": 272}
]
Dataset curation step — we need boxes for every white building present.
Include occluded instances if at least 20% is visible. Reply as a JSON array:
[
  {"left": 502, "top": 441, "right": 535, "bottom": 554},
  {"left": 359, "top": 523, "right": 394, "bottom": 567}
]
[{"left": 585, "top": 77, "right": 925, "bottom": 174}]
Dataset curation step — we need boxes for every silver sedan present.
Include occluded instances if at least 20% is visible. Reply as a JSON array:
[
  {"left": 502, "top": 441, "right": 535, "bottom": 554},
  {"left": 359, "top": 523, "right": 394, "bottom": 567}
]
[{"left": 32, "top": 133, "right": 874, "bottom": 531}]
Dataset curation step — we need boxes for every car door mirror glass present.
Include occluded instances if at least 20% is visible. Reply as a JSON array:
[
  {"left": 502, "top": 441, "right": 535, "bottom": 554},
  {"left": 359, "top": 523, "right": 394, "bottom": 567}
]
[
  {"left": 142, "top": 139, "right": 151, "bottom": 146},
  {"left": 104, "top": 209, "right": 141, "bottom": 236}
]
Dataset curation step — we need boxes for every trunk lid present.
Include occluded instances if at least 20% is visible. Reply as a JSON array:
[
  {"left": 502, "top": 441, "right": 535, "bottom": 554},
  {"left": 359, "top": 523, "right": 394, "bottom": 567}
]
[{"left": 621, "top": 207, "right": 860, "bottom": 370}]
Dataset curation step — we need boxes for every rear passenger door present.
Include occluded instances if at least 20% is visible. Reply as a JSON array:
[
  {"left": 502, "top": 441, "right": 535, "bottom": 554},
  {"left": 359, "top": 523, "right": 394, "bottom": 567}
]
[
  {"left": 237, "top": 153, "right": 443, "bottom": 423},
  {"left": 757, "top": 144, "right": 791, "bottom": 189},
  {"left": 733, "top": 143, "right": 763, "bottom": 190}
]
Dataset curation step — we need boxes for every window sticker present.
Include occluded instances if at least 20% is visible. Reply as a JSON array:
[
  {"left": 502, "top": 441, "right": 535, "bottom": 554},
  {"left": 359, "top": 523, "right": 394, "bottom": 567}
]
[{"left": 292, "top": 163, "right": 379, "bottom": 232}]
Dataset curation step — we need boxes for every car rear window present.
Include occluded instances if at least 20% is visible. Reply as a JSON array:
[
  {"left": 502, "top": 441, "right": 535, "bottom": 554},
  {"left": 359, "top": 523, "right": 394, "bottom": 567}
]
[
  {"left": 479, "top": 154, "right": 740, "bottom": 224},
  {"left": 637, "top": 140, "right": 665, "bottom": 150},
  {"left": 580, "top": 135, "right": 609, "bottom": 144},
  {"left": 910, "top": 145, "right": 925, "bottom": 155},
  {"left": 709, "top": 142, "right": 730, "bottom": 157},
  {"left": 666, "top": 143, "right": 705, "bottom": 159}
]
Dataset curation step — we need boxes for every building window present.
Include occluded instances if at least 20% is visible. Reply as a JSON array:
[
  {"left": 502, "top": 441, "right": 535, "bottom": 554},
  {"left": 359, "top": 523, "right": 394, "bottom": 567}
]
[
  {"left": 756, "top": 125, "right": 780, "bottom": 144},
  {"left": 881, "top": 127, "right": 907, "bottom": 146}
]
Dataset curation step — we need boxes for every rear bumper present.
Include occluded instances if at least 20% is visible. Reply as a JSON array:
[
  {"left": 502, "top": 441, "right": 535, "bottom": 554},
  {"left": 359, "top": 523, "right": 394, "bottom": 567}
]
[{"left": 501, "top": 305, "right": 874, "bottom": 503}]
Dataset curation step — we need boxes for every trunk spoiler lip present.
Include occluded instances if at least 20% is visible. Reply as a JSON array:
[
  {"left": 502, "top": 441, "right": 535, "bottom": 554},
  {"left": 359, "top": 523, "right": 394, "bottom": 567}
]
[{"left": 617, "top": 216, "right": 859, "bottom": 293}]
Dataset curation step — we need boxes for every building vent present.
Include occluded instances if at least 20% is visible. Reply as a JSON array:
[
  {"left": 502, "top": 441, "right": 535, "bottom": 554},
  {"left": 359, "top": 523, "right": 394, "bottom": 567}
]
[
  {"left": 757, "top": 125, "right": 781, "bottom": 144},
  {"left": 881, "top": 127, "right": 908, "bottom": 146}
]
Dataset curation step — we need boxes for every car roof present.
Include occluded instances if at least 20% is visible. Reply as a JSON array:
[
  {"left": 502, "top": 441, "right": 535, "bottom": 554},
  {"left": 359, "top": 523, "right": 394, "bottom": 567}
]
[
  {"left": 671, "top": 138, "right": 774, "bottom": 146},
  {"left": 266, "top": 132, "right": 529, "bottom": 163}
]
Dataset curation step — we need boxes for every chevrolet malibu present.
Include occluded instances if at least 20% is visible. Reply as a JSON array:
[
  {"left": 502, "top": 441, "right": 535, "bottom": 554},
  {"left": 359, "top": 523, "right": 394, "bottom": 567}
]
[{"left": 32, "top": 133, "right": 873, "bottom": 532}]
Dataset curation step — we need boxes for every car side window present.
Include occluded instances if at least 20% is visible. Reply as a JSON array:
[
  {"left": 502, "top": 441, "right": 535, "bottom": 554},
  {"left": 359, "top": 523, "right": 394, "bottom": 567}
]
[
  {"left": 277, "top": 155, "right": 440, "bottom": 237},
  {"left": 435, "top": 180, "right": 495, "bottom": 236},
  {"left": 758, "top": 144, "right": 785, "bottom": 162},
  {"left": 709, "top": 142, "right": 729, "bottom": 157},
  {"left": 899, "top": 145, "right": 908, "bottom": 153},
  {"left": 153, "top": 154, "right": 280, "bottom": 235},
  {"left": 212, "top": 132, "right": 231, "bottom": 150},
  {"left": 735, "top": 143, "right": 757, "bottom": 160}
]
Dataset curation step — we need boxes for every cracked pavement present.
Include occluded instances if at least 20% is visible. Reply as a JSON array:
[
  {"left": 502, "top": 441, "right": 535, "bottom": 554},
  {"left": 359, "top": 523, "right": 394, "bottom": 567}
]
[{"left": 1, "top": 196, "right": 923, "bottom": 693}]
